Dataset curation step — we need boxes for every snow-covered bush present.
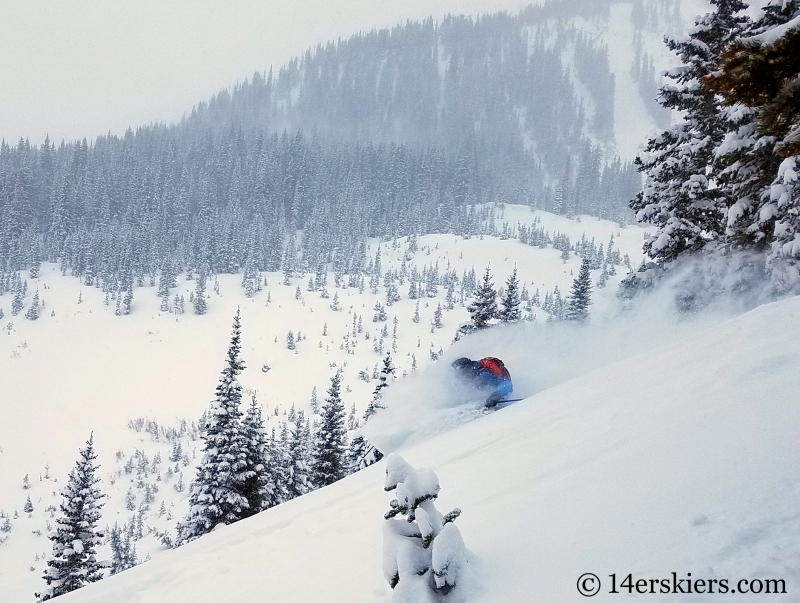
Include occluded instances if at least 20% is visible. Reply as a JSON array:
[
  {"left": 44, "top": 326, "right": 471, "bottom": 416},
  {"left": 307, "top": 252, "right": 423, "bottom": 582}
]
[{"left": 382, "top": 454, "right": 474, "bottom": 601}]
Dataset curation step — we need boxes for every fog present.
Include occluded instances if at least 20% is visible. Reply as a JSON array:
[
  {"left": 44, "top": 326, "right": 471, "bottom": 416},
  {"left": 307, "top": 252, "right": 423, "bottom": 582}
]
[{"left": 0, "top": 0, "right": 544, "bottom": 145}]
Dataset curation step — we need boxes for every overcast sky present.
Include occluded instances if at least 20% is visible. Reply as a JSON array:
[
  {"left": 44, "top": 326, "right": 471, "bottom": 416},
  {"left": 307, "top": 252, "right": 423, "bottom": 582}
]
[{"left": 0, "top": 0, "right": 545, "bottom": 145}]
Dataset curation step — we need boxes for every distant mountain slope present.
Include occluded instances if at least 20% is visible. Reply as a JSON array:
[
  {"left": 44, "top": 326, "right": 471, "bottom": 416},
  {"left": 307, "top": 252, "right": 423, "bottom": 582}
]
[
  {"left": 0, "top": 1, "right": 703, "bottom": 285},
  {"left": 59, "top": 295, "right": 800, "bottom": 603},
  {"left": 186, "top": 0, "right": 695, "bottom": 166}
]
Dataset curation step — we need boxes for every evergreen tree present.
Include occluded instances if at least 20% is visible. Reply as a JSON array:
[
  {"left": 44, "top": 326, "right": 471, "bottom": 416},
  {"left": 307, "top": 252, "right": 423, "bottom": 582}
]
[
  {"left": 193, "top": 269, "right": 208, "bottom": 315},
  {"left": 176, "top": 310, "right": 249, "bottom": 544},
  {"left": 432, "top": 303, "right": 443, "bottom": 329},
  {"left": 498, "top": 268, "right": 522, "bottom": 322},
  {"left": 565, "top": 258, "right": 593, "bottom": 322},
  {"left": 37, "top": 435, "right": 104, "bottom": 601},
  {"left": 11, "top": 283, "right": 24, "bottom": 316},
  {"left": 632, "top": 0, "right": 748, "bottom": 264},
  {"left": 240, "top": 394, "right": 276, "bottom": 515},
  {"left": 107, "top": 523, "right": 138, "bottom": 575},
  {"left": 285, "top": 410, "right": 311, "bottom": 499},
  {"left": 25, "top": 289, "right": 40, "bottom": 320},
  {"left": 467, "top": 267, "right": 497, "bottom": 329},
  {"left": 364, "top": 352, "right": 395, "bottom": 420},
  {"left": 311, "top": 371, "right": 348, "bottom": 488},
  {"left": 707, "top": 0, "right": 800, "bottom": 287},
  {"left": 122, "top": 288, "right": 133, "bottom": 315}
]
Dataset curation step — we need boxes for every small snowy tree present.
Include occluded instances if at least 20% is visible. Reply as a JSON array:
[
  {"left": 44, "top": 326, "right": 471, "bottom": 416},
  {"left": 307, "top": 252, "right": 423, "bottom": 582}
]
[
  {"left": 11, "top": 285, "right": 24, "bottom": 316},
  {"left": 466, "top": 267, "right": 497, "bottom": 329},
  {"left": 432, "top": 303, "right": 443, "bottom": 329},
  {"left": 107, "top": 523, "right": 138, "bottom": 575},
  {"left": 311, "top": 371, "right": 348, "bottom": 488},
  {"left": 382, "top": 454, "right": 471, "bottom": 599},
  {"left": 564, "top": 258, "right": 593, "bottom": 322},
  {"left": 193, "top": 270, "right": 208, "bottom": 315},
  {"left": 498, "top": 268, "right": 522, "bottom": 322},
  {"left": 25, "top": 289, "right": 40, "bottom": 320},
  {"left": 123, "top": 289, "right": 133, "bottom": 315},
  {"left": 37, "top": 435, "right": 105, "bottom": 601}
]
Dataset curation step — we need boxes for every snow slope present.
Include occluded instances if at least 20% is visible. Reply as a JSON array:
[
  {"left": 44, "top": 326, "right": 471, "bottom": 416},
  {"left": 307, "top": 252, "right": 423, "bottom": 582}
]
[
  {"left": 57, "top": 294, "right": 800, "bottom": 602},
  {"left": 0, "top": 207, "right": 647, "bottom": 601}
]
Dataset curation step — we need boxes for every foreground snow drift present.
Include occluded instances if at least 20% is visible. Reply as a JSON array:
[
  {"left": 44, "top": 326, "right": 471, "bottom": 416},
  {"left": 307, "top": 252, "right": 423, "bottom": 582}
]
[{"left": 60, "top": 296, "right": 800, "bottom": 602}]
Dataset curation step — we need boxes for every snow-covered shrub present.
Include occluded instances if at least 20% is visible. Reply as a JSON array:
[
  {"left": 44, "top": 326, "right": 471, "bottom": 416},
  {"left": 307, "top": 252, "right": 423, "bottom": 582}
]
[{"left": 382, "top": 454, "right": 474, "bottom": 601}]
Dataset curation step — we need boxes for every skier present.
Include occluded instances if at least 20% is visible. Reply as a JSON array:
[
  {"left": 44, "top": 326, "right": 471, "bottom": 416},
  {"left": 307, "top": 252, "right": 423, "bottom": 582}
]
[{"left": 451, "top": 357, "right": 513, "bottom": 407}]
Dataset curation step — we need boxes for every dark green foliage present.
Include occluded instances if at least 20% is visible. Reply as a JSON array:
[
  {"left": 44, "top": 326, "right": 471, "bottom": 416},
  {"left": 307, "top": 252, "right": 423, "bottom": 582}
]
[
  {"left": 311, "top": 372, "right": 348, "bottom": 488},
  {"left": 499, "top": 268, "right": 522, "bottom": 322},
  {"left": 37, "top": 435, "right": 105, "bottom": 601},
  {"left": 467, "top": 267, "right": 497, "bottom": 329},
  {"left": 240, "top": 394, "right": 276, "bottom": 516},
  {"left": 177, "top": 310, "right": 249, "bottom": 544},
  {"left": 565, "top": 258, "right": 593, "bottom": 322},
  {"left": 631, "top": 0, "right": 749, "bottom": 263}
]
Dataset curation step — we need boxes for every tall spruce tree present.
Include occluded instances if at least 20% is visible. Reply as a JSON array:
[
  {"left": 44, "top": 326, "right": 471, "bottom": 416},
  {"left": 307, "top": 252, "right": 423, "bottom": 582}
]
[
  {"left": 285, "top": 410, "right": 311, "bottom": 499},
  {"left": 37, "top": 435, "right": 105, "bottom": 601},
  {"left": 177, "top": 309, "right": 249, "bottom": 544},
  {"left": 240, "top": 394, "right": 276, "bottom": 517},
  {"left": 565, "top": 258, "right": 593, "bottom": 322},
  {"left": 499, "top": 268, "right": 522, "bottom": 322},
  {"left": 631, "top": 0, "right": 749, "bottom": 264},
  {"left": 707, "top": 0, "right": 800, "bottom": 287},
  {"left": 467, "top": 267, "right": 498, "bottom": 329},
  {"left": 311, "top": 371, "right": 348, "bottom": 488}
]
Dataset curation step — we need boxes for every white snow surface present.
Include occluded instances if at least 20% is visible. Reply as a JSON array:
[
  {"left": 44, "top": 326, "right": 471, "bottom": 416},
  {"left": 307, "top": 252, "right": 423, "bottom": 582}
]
[
  {"left": 0, "top": 207, "right": 647, "bottom": 601},
  {"left": 2, "top": 206, "right": 799, "bottom": 602},
  {"left": 53, "top": 293, "right": 800, "bottom": 603}
]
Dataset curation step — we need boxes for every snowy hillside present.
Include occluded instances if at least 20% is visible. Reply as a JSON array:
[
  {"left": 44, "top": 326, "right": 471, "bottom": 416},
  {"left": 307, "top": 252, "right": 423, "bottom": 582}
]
[
  {"left": 0, "top": 207, "right": 646, "bottom": 601},
  {"left": 52, "top": 288, "right": 800, "bottom": 603}
]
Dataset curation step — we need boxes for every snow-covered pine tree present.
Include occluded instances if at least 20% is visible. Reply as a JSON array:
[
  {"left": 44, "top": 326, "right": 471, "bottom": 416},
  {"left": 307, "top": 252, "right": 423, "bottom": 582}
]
[
  {"left": 707, "top": 0, "right": 800, "bottom": 289},
  {"left": 176, "top": 310, "right": 249, "bottom": 544},
  {"left": 25, "top": 289, "right": 40, "bottom": 320},
  {"left": 37, "top": 434, "right": 104, "bottom": 601},
  {"left": 123, "top": 288, "right": 133, "bottom": 315},
  {"left": 11, "top": 282, "right": 24, "bottom": 316},
  {"left": 193, "top": 269, "right": 208, "bottom": 314},
  {"left": 382, "top": 454, "right": 469, "bottom": 597},
  {"left": 498, "top": 267, "right": 521, "bottom": 322},
  {"left": 631, "top": 0, "right": 749, "bottom": 266},
  {"left": 107, "top": 522, "right": 138, "bottom": 575},
  {"left": 285, "top": 410, "right": 311, "bottom": 499},
  {"left": 240, "top": 394, "right": 276, "bottom": 515},
  {"left": 565, "top": 257, "right": 593, "bottom": 322},
  {"left": 311, "top": 371, "right": 348, "bottom": 488},
  {"left": 432, "top": 303, "right": 443, "bottom": 329},
  {"left": 466, "top": 267, "right": 497, "bottom": 329}
]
